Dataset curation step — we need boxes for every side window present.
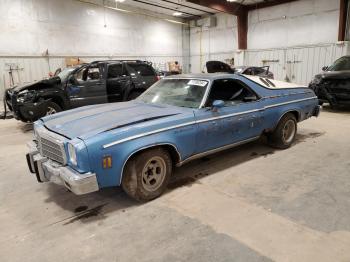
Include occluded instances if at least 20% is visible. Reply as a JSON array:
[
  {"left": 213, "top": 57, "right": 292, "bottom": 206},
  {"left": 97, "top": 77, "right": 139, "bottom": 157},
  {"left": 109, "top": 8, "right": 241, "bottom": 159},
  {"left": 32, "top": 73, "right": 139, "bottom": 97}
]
[
  {"left": 108, "top": 64, "right": 123, "bottom": 78},
  {"left": 87, "top": 67, "right": 101, "bottom": 80},
  {"left": 127, "top": 64, "right": 155, "bottom": 76},
  {"left": 74, "top": 67, "right": 86, "bottom": 81},
  {"left": 206, "top": 79, "right": 258, "bottom": 107},
  {"left": 74, "top": 66, "right": 100, "bottom": 81}
]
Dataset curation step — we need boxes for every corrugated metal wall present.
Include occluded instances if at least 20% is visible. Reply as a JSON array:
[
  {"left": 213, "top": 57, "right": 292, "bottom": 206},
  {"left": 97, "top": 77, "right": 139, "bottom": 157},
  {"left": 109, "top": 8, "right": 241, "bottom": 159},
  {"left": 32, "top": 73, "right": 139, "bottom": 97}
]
[
  {"left": 244, "top": 42, "right": 349, "bottom": 85},
  {"left": 0, "top": 55, "right": 183, "bottom": 99}
]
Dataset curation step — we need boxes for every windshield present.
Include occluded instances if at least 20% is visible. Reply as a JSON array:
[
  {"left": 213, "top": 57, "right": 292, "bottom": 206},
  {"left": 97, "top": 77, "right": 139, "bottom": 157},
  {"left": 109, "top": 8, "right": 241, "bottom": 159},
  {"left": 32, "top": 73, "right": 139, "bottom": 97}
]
[
  {"left": 327, "top": 57, "right": 350, "bottom": 71},
  {"left": 137, "top": 78, "right": 209, "bottom": 108},
  {"left": 57, "top": 67, "right": 76, "bottom": 80}
]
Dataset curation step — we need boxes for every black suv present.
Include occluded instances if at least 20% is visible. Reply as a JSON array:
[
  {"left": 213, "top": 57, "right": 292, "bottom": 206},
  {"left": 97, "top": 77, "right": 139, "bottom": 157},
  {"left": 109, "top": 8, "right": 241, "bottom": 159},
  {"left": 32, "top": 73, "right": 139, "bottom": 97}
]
[
  {"left": 4, "top": 60, "right": 159, "bottom": 122},
  {"left": 309, "top": 56, "right": 350, "bottom": 107}
]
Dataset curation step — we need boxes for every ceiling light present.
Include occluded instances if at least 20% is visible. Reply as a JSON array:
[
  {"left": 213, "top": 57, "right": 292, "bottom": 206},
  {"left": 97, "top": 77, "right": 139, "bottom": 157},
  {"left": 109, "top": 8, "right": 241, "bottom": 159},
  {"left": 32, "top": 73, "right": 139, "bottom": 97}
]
[
  {"left": 227, "top": 0, "right": 239, "bottom": 2},
  {"left": 173, "top": 12, "right": 183, "bottom": 16},
  {"left": 115, "top": 0, "right": 125, "bottom": 2}
]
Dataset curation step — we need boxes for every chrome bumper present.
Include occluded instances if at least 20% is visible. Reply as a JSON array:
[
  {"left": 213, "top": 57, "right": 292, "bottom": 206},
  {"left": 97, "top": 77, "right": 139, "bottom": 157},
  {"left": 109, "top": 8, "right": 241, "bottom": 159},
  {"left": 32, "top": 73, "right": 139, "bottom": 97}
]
[{"left": 26, "top": 141, "right": 99, "bottom": 195}]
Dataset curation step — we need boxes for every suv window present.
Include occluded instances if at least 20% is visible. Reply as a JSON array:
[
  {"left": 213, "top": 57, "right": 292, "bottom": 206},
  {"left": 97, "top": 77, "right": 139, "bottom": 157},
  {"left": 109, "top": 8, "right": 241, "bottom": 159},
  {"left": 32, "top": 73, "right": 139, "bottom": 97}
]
[
  {"left": 328, "top": 56, "right": 350, "bottom": 71},
  {"left": 127, "top": 63, "right": 155, "bottom": 76},
  {"left": 206, "top": 79, "right": 257, "bottom": 107},
  {"left": 74, "top": 65, "right": 100, "bottom": 81},
  {"left": 108, "top": 64, "right": 124, "bottom": 78}
]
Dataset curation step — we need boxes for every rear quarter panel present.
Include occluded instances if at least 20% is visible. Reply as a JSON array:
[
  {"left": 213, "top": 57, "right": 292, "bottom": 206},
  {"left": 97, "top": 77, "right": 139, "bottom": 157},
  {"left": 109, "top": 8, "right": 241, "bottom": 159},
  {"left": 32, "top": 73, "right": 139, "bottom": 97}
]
[{"left": 237, "top": 76, "right": 318, "bottom": 131}]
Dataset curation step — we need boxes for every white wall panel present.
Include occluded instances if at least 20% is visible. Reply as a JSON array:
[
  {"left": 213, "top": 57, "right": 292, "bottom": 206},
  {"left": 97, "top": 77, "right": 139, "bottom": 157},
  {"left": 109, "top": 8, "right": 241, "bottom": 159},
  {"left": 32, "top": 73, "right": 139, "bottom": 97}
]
[
  {"left": 0, "top": 0, "right": 185, "bottom": 99},
  {"left": 244, "top": 43, "right": 348, "bottom": 85}
]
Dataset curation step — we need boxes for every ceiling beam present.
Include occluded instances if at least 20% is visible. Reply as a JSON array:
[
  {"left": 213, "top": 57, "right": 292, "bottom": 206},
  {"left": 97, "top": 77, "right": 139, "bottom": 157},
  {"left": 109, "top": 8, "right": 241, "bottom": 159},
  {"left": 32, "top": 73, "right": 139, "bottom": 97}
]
[
  {"left": 338, "top": 0, "right": 349, "bottom": 41},
  {"left": 186, "top": 0, "right": 246, "bottom": 16},
  {"left": 246, "top": 0, "right": 299, "bottom": 11}
]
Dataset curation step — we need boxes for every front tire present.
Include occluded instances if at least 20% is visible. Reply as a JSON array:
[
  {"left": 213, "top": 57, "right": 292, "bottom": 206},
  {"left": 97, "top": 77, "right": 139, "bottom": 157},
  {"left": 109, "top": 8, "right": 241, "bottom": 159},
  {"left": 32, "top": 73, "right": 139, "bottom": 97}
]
[
  {"left": 45, "top": 101, "right": 62, "bottom": 116},
  {"left": 267, "top": 113, "right": 297, "bottom": 149},
  {"left": 122, "top": 148, "right": 172, "bottom": 201}
]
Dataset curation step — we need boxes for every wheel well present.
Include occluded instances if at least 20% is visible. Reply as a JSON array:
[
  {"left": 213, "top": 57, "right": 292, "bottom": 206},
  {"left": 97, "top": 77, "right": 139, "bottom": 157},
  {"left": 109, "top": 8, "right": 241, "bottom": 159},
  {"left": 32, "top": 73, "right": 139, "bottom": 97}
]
[
  {"left": 50, "top": 96, "right": 64, "bottom": 109},
  {"left": 286, "top": 110, "right": 300, "bottom": 122},
  {"left": 127, "top": 144, "right": 181, "bottom": 166},
  {"left": 264, "top": 110, "right": 300, "bottom": 134}
]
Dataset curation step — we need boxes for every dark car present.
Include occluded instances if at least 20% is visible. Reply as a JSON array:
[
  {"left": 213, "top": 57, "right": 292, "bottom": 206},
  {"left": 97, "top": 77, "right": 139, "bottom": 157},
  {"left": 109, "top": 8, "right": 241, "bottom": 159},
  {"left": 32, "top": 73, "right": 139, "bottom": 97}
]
[
  {"left": 309, "top": 56, "right": 350, "bottom": 107},
  {"left": 205, "top": 61, "right": 274, "bottom": 79},
  {"left": 4, "top": 60, "right": 159, "bottom": 122}
]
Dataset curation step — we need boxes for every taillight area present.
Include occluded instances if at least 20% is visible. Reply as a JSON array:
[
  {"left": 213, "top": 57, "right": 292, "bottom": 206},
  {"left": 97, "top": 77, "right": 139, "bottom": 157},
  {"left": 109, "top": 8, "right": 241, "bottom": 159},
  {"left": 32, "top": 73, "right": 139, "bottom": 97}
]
[{"left": 156, "top": 75, "right": 161, "bottom": 81}]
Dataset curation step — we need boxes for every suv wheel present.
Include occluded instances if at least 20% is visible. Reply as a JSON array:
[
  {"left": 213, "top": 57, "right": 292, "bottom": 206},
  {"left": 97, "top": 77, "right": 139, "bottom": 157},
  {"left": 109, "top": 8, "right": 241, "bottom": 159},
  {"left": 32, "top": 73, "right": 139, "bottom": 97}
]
[
  {"left": 122, "top": 148, "right": 172, "bottom": 201},
  {"left": 45, "top": 102, "right": 62, "bottom": 116}
]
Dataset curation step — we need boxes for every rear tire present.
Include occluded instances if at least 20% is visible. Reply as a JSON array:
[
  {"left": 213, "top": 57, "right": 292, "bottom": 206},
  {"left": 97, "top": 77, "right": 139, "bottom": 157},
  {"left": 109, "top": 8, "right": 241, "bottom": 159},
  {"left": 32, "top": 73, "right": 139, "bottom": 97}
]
[
  {"left": 267, "top": 113, "right": 297, "bottom": 149},
  {"left": 122, "top": 148, "right": 172, "bottom": 201}
]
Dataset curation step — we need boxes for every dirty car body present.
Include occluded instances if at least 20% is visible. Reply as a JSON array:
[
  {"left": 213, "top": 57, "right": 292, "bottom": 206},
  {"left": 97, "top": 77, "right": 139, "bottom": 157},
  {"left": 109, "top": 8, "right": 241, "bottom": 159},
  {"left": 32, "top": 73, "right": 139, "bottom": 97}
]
[
  {"left": 309, "top": 56, "right": 350, "bottom": 106},
  {"left": 26, "top": 74, "right": 320, "bottom": 198},
  {"left": 5, "top": 60, "right": 158, "bottom": 122}
]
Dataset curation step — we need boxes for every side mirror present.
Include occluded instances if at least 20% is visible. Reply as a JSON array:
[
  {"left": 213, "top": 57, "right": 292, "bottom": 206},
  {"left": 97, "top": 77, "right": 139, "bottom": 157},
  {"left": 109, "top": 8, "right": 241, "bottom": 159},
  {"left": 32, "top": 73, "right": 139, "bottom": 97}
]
[
  {"left": 212, "top": 100, "right": 225, "bottom": 111},
  {"left": 322, "top": 66, "right": 328, "bottom": 71}
]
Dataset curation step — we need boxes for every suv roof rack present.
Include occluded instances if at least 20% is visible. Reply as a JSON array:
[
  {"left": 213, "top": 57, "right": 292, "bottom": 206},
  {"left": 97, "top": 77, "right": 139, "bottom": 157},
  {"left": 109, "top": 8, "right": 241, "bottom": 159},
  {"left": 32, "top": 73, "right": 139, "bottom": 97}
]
[{"left": 90, "top": 60, "right": 152, "bottom": 65}]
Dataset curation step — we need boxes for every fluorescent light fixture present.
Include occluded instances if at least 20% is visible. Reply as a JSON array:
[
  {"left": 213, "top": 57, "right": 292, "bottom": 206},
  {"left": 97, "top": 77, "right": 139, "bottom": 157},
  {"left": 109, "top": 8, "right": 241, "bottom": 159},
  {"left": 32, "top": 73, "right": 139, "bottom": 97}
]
[
  {"left": 115, "top": 0, "right": 125, "bottom": 2},
  {"left": 173, "top": 12, "right": 183, "bottom": 16},
  {"left": 227, "top": 0, "right": 239, "bottom": 2}
]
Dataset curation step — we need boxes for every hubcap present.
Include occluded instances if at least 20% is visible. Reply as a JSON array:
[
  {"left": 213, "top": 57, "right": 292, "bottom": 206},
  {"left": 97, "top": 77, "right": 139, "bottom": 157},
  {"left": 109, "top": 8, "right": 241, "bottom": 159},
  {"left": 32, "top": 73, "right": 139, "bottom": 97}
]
[
  {"left": 141, "top": 157, "right": 166, "bottom": 192},
  {"left": 282, "top": 119, "right": 296, "bottom": 144},
  {"left": 46, "top": 107, "right": 57, "bottom": 116}
]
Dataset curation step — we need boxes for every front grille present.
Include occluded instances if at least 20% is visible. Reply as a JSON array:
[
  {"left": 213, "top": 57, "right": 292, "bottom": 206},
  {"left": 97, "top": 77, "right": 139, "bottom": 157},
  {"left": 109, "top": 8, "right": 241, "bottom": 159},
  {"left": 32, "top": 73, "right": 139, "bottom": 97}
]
[{"left": 37, "top": 131, "right": 66, "bottom": 165}]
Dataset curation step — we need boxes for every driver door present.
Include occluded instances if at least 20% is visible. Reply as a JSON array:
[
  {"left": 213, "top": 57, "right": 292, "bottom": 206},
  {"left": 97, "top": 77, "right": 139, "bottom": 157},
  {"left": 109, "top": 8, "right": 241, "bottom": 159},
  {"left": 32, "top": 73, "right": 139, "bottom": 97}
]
[
  {"left": 194, "top": 78, "right": 264, "bottom": 154},
  {"left": 67, "top": 64, "right": 107, "bottom": 108}
]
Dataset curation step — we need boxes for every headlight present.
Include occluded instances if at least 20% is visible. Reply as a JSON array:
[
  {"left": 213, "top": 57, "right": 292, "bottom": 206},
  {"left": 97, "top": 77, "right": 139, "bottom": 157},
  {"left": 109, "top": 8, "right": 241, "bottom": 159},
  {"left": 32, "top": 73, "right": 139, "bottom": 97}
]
[
  {"left": 68, "top": 143, "right": 77, "bottom": 166},
  {"left": 17, "top": 90, "right": 36, "bottom": 103}
]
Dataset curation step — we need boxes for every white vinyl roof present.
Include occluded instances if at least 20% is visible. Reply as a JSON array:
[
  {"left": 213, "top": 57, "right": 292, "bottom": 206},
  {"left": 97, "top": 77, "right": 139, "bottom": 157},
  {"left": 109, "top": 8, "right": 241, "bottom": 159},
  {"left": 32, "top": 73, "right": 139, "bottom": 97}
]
[{"left": 244, "top": 75, "right": 307, "bottom": 89}]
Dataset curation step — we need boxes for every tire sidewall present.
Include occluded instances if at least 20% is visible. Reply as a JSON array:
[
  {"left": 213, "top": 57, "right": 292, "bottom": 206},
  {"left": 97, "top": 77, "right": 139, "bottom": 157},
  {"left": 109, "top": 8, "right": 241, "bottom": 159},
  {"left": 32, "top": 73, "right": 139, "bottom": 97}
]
[
  {"left": 46, "top": 101, "right": 62, "bottom": 115},
  {"left": 122, "top": 148, "right": 172, "bottom": 201},
  {"left": 270, "top": 113, "right": 297, "bottom": 149}
]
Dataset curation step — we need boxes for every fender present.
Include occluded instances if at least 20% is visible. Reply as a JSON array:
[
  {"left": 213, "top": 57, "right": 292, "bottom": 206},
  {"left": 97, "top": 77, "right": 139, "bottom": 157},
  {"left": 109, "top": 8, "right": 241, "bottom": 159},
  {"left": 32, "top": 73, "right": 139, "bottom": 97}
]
[{"left": 119, "top": 142, "right": 182, "bottom": 184}]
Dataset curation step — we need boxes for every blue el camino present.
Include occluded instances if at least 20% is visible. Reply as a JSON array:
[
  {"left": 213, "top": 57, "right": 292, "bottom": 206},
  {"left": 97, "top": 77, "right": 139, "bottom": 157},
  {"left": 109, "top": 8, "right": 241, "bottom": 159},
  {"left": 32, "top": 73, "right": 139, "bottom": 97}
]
[{"left": 26, "top": 73, "right": 320, "bottom": 201}]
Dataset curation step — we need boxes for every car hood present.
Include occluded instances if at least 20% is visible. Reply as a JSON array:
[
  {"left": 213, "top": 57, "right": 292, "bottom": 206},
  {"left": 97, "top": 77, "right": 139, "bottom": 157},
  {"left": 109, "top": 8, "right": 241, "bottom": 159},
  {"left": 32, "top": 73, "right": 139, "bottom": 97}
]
[
  {"left": 41, "top": 101, "right": 185, "bottom": 140},
  {"left": 10, "top": 77, "right": 61, "bottom": 93},
  {"left": 206, "top": 61, "right": 235, "bottom": 73},
  {"left": 315, "top": 70, "right": 350, "bottom": 80}
]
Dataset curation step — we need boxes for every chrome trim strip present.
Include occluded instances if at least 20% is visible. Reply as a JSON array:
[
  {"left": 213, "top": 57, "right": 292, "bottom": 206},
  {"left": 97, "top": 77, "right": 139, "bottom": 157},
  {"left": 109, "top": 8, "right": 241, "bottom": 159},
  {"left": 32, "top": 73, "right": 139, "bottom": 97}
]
[
  {"left": 264, "top": 96, "right": 317, "bottom": 109},
  {"left": 103, "top": 122, "right": 196, "bottom": 149},
  {"left": 177, "top": 136, "right": 260, "bottom": 166},
  {"left": 103, "top": 96, "right": 318, "bottom": 149}
]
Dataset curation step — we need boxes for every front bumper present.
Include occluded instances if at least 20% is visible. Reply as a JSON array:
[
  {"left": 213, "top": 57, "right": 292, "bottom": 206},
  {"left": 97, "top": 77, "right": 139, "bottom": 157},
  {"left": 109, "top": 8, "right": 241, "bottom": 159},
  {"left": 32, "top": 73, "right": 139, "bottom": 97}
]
[
  {"left": 26, "top": 141, "right": 99, "bottom": 195},
  {"left": 5, "top": 89, "right": 50, "bottom": 122}
]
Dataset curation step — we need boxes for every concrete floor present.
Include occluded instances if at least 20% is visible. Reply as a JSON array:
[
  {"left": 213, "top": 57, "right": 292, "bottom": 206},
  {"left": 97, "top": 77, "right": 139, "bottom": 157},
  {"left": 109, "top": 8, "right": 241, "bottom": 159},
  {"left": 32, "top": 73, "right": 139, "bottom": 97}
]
[{"left": 1, "top": 107, "right": 350, "bottom": 262}]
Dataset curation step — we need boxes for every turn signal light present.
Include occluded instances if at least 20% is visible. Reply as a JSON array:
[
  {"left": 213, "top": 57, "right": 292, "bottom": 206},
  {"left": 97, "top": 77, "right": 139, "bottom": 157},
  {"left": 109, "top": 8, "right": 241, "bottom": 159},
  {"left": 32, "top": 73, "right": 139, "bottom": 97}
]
[{"left": 103, "top": 156, "right": 112, "bottom": 169}]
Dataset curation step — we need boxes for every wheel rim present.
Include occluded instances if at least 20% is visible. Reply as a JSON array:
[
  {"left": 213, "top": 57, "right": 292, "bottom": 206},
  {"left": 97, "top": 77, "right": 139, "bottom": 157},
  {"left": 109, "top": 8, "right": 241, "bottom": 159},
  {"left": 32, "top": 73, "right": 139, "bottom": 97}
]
[
  {"left": 141, "top": 156, "right": 167, "bottom": 192},
  {"left": 46, "top": 106, "right": 57, "bottom": 116},
  {"left": 282, "top": 119, "right": 296, "bottom": 144}
]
